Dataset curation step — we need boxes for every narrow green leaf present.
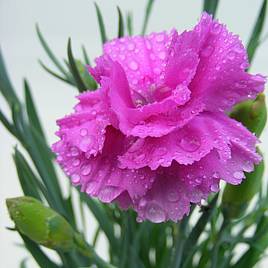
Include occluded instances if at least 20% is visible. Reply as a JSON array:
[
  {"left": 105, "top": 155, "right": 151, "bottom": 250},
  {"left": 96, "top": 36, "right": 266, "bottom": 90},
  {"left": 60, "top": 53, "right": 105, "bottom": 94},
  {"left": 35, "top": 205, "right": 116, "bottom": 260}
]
[
  {"left": 117, "top": 6, "right": 124, "bottom": 38},
  {"left": 232, "top": 216, "right": 268, "bottom": 268},
  {"left": 92, "top": 226, "right": 101, "bottom": 247},
  {"left": 67, "top": 39, "right": 88, "bottom": 93},
  {"left": 82, "top": 45, "right": 91, "bottom": 65},
  {"left": 20, "top": 258, "right": 28, "bottom": 268},
  {"left": 13, "top": 148, "right": 44, "bottom": 201},
  {"left": 126, "top": 12, "right": 133, "bottom": 36},
  {"left": 0, "top": 49, "right": 20, "bottom": 106},
  {"left": 203, "top": 0, "right": 219, "bottom": 18},
  {"left": 94, "top": 3, "right": 108, "bottom": 44},
  {"left": 181, "top": 194, "right": 218, "bottom": 262},
  {"left": 247, "top": 0, "right": 267, "bottom": 63},
  {"left": 141, "top": 0, "right": 155, "bottom": 35},
  {"left": 24, "top": 79, "right": 46, "bottom": 139},
  {"left": 38, "top": 60, "right": 74, "bottom": 86},
  {"left": 36, "top": 25, "right": 70, "bottom": 78},
  {"left": 80, "top": 193, "right": 119, "bottom": 251},
  {"left": 0, "top": 109, "right": 17, "bottom": 137},
  {"left": 20, "top": 233, "right": 59, "bottom": 268}
]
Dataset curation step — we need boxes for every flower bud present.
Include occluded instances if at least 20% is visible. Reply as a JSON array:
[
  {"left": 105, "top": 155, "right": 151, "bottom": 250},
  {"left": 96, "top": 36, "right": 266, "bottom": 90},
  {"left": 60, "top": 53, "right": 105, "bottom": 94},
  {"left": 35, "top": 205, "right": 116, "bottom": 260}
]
[
  {"left": 230, "top": 94, "right": 267, "bottom": 137},
  {"left": 6, "top": 196, "right": 75, "bottom": 251},
  {"left": 222, "top": 157, "right": 264, "bottom": 219}
]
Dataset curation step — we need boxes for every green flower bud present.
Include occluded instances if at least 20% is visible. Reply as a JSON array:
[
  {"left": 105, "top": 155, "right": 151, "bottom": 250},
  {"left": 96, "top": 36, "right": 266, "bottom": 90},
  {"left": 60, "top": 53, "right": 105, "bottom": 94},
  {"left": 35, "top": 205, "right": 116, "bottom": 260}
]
[
  {"left": 6, "top": 196, "right": 75, "bottom": 251},
  {"left": 230, "top": 94, "right": 267, "bottom": 137},
  {"left": 222, "top": 156, "right": 264, "bottom": 219}
]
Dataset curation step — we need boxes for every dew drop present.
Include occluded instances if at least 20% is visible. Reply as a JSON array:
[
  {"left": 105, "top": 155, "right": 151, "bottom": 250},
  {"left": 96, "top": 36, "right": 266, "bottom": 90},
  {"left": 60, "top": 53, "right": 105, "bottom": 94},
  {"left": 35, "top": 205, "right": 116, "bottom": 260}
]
[
  {"left": 72, "top": 159, "right": 80, "bottom": 167},
  {"left": 99, "top": 186, "right": 118, "bottom": 202},
  {"left": 127, "top": 43, "right": 135, "bottom": 51},
  {"left": 210, "top": 183, "right": 219, "bottom": 192},
  {"left": 155, "top": 147, "right": 167, "bottom": 156},
  {"left": 145, "top": 203, "right": 166, "bottom": 223},
  {"left": 139, "top": 198, "right": 147, "bottom": 207},
  {"left": 211, "top": 24, "right": 221, "bottom": 35},
  {"left": 80, "top": 136, "right": 92, "bottom": 150},
  {"left": 71, "top": 174, "right": 80, "bottom": 184},
  {"left": 129, "top": 61, "right": 139, "bottom": 71},
  {"left": 179, "top": 135, "right": 201, "bottom": 152},
  {"left": 158, "top": 51, "right": 166, "bottom": 60},
  {"left": 201, "top": 45, "right": 214, "bottom": 57},
  {"left": 81, "top": 164, "right": 92, "bottom": 176},
  {"left": 86, "top": 181, "right": 97, "bottom": 194},
  {"left": 136, "top": 153, "right": 146, "bottom": 162},
  {"left": 80, "top": 128, "right": 88, "bottom": 137},
  {"left": 156, "top": 34, "right": 165, "bottom": 42},
  {"left": 243, "top": 161, "right": 254, "bottom": 172},
  {"left": 227, "top": 51, "right": 236, "bottom": 60},
  {"left": 70, "top": 146, "right": 79, "bottom": 156},
  {"left": 167, "top": 190, "right": 180, "bottom": 202},
  {"left": 136, "top": 216, "right": 143, "bottom": 223},
  {"left": 153, "top": 67, "right": 161, "bottom": 75},
  {"left": 233, "top": 171, "right": 244, "bottom": 180}
]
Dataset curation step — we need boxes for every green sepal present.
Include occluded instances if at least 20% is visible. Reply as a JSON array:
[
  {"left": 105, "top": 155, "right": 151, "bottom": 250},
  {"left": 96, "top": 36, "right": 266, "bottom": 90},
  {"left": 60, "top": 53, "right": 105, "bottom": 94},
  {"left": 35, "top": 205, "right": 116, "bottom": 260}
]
[
  {"left": 6, "top": 196, "right": 75, "bottom": 252},
  {"left": 230, "top": 94, "right": 267, "bottom": 137},
  {"left": 75, "top": 60, "right": 97, "bottom": 90}
]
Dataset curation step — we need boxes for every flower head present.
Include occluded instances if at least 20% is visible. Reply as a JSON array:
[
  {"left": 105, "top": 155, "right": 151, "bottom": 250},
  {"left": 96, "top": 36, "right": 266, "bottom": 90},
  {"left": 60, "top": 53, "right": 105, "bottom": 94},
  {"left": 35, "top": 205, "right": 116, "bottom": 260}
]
[{"left": 52, "top": 13, "right": 265, "bottom": 222}]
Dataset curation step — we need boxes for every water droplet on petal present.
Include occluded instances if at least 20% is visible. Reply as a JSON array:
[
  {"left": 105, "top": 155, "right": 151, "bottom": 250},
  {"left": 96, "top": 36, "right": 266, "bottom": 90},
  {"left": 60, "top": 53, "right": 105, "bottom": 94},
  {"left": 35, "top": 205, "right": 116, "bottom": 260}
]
[
  {"left": 72, "top": 159, "right": 80, "bottom": 167},
  {"left": 129, "top": 61, "right": 139, "bottom": 71},
  {"left": 70, "top": 146, "right": 79, "bottom": 156},
  {"left": 227, "top": 51, "right": 236, "bottom": 60},
  {"left": 243, "top": 161, "right": 254, "bottom": 172},
  {"left": 201, "top": 45, "right": 214, "bottom": 57},
  {"left": 179, "top": 135, "right": 201, "bottom": 152},
  {"left": 86, "top": 181, "right": 97, "bottom": 194},
  {"left": 211, "top": 24, "right": 221, "bottom": 35},
  {"left": 233, "top": 171, "right": 244, "bottom": 180},
  {"left": 158, "top": 51, "right": 166, "bottom": 60},
  {"left": 139, "top": 198, "right": 147, "bottom": 207},
  {"left": 99, "top": 186, "right": 119, "bottom": 202},
  {"left": 211, "top": 183, "right": 219, "bottom": 192},
  {"left": 167, "top": 190, "right": 180, "bottom": 202},
  {"left": 80, "top": 136, "right": 92, "bottom": 150},
  {"left": 153, "top": 67, "right": 161, "bottom": 75},
  {"left": 155, "top": 147, "right": 167, "bottom": 156},
  {"left": 81, "top": 164, "right": 92, "bottom": 176},
  {"left": 80, "top": 128, "right": 88, "bottom": 137},
  {"left": 145, "top": 203, "right": 166, "bottom": 223},
  {"left": 127, "top": 43, "right": 135, "bottom": 51},
  {"left": 71, "top": 174, "right": 80, "bottom": 184},
  {"left": 156, "top": 33, "right": 164, "bottom": 42}
]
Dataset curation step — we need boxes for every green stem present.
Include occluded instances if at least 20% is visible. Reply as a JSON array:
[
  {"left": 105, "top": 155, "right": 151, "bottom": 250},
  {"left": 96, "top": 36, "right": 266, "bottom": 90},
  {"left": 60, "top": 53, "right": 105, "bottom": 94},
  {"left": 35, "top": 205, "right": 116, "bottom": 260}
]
[
  {"left": 74, "top": 233, "right": 115, "bottom": 268},
  {"left": 211, "top": 218, "right": 230, "bottom": 268}
]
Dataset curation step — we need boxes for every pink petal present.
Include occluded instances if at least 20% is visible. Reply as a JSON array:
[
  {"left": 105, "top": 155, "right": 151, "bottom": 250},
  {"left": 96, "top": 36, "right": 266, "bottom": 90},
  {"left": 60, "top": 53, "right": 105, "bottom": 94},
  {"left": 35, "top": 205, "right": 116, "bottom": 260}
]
[
  {"left": 54, "top": 126, "right": 156, "bottom": 206},
  {"left": 190, "top": 13, "right": 266, "bottom": 112},
  {"left": 135, "top": 143, "right": 261, "bottom": 222},
  {"left": 119, "top": 112, "right": 259, "bottom": 170}
]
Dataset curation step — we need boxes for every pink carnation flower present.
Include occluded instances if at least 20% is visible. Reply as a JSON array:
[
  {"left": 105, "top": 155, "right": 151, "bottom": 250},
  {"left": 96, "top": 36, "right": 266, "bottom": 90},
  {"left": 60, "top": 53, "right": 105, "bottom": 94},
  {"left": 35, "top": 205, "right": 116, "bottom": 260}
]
[{"left": 52, "top": 13, "right": 265, "bottom": 223}]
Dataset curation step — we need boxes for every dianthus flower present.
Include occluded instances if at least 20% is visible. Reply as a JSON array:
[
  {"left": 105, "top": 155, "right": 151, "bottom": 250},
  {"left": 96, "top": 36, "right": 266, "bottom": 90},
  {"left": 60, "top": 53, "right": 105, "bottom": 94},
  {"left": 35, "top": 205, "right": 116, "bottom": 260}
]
[{"left": 52, "top": 13, "right": 265, "bottom": 222}]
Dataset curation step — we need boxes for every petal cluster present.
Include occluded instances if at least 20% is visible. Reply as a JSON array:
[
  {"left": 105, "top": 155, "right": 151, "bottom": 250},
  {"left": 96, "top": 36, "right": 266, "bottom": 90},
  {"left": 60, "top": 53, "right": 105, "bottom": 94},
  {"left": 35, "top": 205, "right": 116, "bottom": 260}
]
[{"left": 52, "top": 13, "right": 265, "bottom": 222}]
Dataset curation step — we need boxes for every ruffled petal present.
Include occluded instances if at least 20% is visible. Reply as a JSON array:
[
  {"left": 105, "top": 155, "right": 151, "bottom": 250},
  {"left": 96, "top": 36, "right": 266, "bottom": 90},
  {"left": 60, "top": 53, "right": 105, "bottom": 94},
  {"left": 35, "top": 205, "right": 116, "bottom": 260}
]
[
  {"left": 190, "top": 13, "right": 266, "bottom": 112},
  {"left": 119, "top": 112, "right": 259, "bottom": 170},
  {"left": 54, "top": 126, "right": 156, "bottom": 206},
  {"left": 135, "top": 143, "right": 261, "bottom": 222}
]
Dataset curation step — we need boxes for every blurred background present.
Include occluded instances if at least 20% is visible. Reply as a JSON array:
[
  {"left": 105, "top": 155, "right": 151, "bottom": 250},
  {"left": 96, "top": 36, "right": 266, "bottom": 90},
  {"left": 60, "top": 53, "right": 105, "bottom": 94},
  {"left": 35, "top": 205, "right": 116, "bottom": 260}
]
[{"left": 1, "top": 0, "right": 268, "bottom": 267}]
